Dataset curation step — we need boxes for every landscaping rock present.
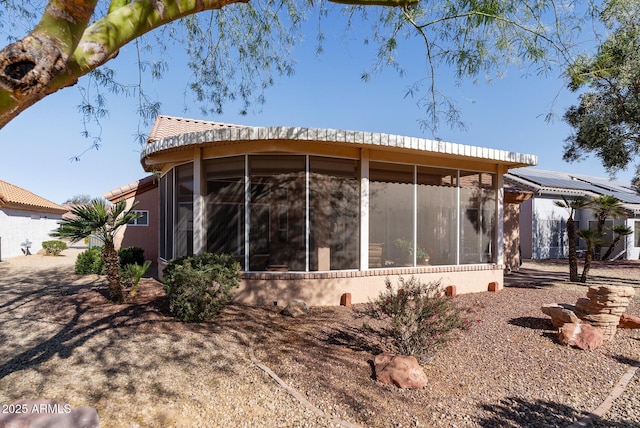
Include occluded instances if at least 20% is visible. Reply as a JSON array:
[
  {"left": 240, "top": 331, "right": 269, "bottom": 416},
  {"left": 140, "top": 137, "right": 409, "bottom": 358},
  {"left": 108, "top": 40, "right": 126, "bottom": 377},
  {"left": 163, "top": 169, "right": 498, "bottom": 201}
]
[
  {"left": 0, "top": 398, "right": 99, "bottom": 428},
  {"left": 280, "top": 300, "right": 309, "bottom": 318},
  {"left": 541, "top": 303, "right": 582, "bottom": 328},
  {"left": 558, "top": 323, "right": 604, "bottom": 351},
  {"left": 373, "top": 353, "right": 428, "bottom": 389},
  {"left": 618, "top": 313, "right": 640, "bottom": 329}
]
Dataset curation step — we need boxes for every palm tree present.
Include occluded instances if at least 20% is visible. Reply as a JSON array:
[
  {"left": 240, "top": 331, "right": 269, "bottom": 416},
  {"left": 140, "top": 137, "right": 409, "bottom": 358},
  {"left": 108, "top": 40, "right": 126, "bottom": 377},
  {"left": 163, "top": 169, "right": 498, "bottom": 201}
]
[
  {"left": 554, "top": 196, "right": 590, "bottom": 282},
  {"left": 590, "top": 195, "right": 629, "bottom": 260},
  {"left": 576, "top": 229, "right": 604, "bottom": 283},
  {"left": 52, "top": 198, "right": 140, "bottom": 303},
  {"left": 601, "top": 225, "right": 633, "bottom": 261}
]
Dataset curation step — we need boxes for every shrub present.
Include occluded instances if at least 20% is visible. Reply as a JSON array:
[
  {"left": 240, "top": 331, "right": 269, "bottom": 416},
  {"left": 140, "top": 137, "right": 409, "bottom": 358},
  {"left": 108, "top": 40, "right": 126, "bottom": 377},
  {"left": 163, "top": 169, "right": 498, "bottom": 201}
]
[
  {"left": 163, "top": 253, "right": 241, "bottom": 322},
  {"left": 120, "top": 260, "right": 152, "bottom": 302},
  {"left": 118, "top": 246, "right": 145, "bottom": 267},
  {"left": 41, "top": 240, "right": 67, "bottom": 256},
  {"left": 357, "top": 276, "right": 477, "bottom": 364},
  {"left": 75, "top": 247, "right": 105, "bottom": 275}
]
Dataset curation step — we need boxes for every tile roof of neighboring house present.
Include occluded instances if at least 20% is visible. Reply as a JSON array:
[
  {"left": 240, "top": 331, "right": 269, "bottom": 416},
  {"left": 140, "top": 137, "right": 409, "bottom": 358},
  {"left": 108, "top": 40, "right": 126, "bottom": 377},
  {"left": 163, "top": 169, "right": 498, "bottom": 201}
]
[
  {"left": 104, "top": 175, "right": 158, "bottom": 202},
  {"left": 147, "top": 115, "right": 241, "bottom": 143},
  {"left": 0, "top": 180, "right": 67, "bottom": 214}
]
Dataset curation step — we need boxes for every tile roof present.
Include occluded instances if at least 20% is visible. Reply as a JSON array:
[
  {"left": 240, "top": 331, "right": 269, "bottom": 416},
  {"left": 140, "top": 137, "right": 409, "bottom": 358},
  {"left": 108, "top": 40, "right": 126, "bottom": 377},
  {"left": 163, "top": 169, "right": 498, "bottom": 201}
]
[
  {"left": 104, "top": 175, "right": 158, "bottom": 202},
  {"left": 147, "top": 115, "right": 241, "bottom": 143},
  {"left": 142, "top": 115, "right": 538, "bottom": 170},
  {"left": 0, "top": 180, "right": 67, "bottom": 214}
]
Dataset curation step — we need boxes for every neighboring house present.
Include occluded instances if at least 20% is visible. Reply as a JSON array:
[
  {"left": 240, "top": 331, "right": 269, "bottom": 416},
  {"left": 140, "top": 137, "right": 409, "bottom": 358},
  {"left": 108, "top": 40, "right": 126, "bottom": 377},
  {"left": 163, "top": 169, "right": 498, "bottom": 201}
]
[
  {"left": 505, "top": 168, "right": 640, "bottom": 261},
  {"left": 104, "top": 175, "right": 159, "bottom": 264},
  {"left": 0, "top": 180, "right": 67, "bottom": 260},
  {"left": 138, "top": 115, "right": 538, "bottom": 306}
]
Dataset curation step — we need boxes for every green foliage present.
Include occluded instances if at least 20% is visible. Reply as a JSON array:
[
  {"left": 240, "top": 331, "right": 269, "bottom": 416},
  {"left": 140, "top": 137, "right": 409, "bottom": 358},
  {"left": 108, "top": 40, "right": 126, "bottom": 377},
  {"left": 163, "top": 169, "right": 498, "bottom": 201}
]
[
  {"left": 564, "top": 0, "right": 640, "bottom": 187},
  {"left": 0, "top": 1, "right": 581, "bottom": 138},
  {"left": 75, "top": 247, "right": 105, "bottom": 275},
  {"left": 52, "top": 198, "right": 140, "bottom": 245},
  {"left": 118, "top": 246, "right": 145, "bottom": 268},
  {"left": 41, "top": 240, "right": 67, "bottom": 256},
  {"left": 62, "top": 194, "right": 93, "bottom": 205},
  {"left": 120, "top": 260, "right": 152, "bottom": 302},
  {"left": 163, "top": 253, "right": 241, "bottom": 322},
  {"left": 357, "top": 276, "right": 478, "bottom": 363}
]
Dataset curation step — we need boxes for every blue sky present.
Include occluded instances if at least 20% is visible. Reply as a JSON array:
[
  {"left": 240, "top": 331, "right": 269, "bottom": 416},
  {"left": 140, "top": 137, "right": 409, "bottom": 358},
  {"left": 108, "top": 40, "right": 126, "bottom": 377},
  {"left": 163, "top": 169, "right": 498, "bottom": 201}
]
[{"left": 0, "top": 9, "right": 635, "bottom": 205}]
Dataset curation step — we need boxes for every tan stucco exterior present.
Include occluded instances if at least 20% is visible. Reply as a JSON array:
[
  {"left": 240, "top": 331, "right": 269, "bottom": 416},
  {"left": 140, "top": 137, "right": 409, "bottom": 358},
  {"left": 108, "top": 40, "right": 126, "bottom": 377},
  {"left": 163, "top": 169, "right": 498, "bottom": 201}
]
[{"left": 143, "top": 116, "right": 538, "bottom": 306}]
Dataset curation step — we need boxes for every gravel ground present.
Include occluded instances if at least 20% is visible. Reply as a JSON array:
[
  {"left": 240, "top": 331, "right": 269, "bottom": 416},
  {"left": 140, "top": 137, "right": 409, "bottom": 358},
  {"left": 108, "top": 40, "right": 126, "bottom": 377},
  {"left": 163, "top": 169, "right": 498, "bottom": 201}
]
[{"left": 0, "top": 250, "right": 638, "bottom": 427}]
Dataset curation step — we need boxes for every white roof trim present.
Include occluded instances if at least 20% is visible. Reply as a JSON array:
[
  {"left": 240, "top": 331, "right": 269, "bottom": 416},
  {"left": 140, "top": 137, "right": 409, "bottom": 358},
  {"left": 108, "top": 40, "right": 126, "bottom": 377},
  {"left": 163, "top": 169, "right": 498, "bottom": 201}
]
[{"left": 141, "top": 125, "right": 537, "bottom": 167}]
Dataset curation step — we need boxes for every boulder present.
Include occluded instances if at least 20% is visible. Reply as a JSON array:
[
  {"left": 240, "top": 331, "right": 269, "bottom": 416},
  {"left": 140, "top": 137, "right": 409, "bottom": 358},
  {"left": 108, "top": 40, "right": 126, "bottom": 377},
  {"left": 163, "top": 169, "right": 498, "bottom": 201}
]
[
  {"left": 373, "top": 353, "right": 428, "bottom": 389},
  {"left": 541, "top": 303, "right": 582, "bottom": 328},
  {"left": 618, "top": 313, "right": 640, "bottom": 329},
  {"left": 0, "top": 399, "right": 99, "bottom": 428},
  {"left": 558, "top": 323, "right": 604, "bottom": 351},
  {"left": 280, "top": 300, "right": 309, "bottom": 318}
]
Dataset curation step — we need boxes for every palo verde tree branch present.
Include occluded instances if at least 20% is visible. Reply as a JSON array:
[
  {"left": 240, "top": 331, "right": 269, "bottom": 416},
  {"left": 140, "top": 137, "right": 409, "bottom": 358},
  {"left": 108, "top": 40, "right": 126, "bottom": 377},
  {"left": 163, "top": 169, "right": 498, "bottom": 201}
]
[{"left": 0, "top": 0, "right": 413, "bottom": 129}]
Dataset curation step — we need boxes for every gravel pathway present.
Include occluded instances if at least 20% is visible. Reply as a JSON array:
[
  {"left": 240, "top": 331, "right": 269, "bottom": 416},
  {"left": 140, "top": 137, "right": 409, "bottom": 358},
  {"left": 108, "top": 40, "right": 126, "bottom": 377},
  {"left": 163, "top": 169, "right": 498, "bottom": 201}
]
[{"left": 0, "top": 251, "right": 638, "bottom": 427}]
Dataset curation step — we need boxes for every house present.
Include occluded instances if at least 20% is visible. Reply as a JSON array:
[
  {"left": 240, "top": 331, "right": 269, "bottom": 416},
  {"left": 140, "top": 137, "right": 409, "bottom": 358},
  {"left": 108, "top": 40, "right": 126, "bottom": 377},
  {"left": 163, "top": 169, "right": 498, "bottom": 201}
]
[
  {"left": 0, "top": 180, "right": 67, "bottom": 260},
  {"left": 505, "top": 168, "right": 640, "bottom": 261},
  {"left": 138, "top": 115, "right": 538, "bottom": 305},
  {"left": 104, "top": 175, "right": 159, "bottom": 264}
]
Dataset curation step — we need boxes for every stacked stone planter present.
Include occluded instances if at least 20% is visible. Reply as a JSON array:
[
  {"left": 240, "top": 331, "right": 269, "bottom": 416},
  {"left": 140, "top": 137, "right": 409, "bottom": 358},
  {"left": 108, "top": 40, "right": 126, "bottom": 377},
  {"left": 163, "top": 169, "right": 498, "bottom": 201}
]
[
  {"left": 574, "top": 285, "right": 636, "bottom": 340},
  {"left": 542, "top": 285, "right": 635, "bottom": 342}
]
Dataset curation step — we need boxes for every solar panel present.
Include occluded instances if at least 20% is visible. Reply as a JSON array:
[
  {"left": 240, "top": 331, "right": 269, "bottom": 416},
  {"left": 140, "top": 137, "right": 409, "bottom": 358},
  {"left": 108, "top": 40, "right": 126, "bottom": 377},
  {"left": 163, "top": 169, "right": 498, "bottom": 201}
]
[{"left": 508, "top": 168, "right": 640, "bottom": 203}]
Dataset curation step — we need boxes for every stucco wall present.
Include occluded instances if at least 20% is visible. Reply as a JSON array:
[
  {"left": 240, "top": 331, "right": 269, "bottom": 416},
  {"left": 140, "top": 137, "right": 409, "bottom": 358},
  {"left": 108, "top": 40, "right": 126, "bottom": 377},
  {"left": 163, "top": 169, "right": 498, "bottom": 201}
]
[
  {"left": 503, "top": 202, "right": 522, "bottom": 270},
  {"left": 0, "top": 209, "right": 63, "bottom": 260},
  {"left": 625, "top": 218, "right": 640, "bottom": 260},
  {"left": 114, "top": 187, "right": 159, "bottom": 264},
  {"left": 235, "top": 266, "right": 504, "bottom": 306}
]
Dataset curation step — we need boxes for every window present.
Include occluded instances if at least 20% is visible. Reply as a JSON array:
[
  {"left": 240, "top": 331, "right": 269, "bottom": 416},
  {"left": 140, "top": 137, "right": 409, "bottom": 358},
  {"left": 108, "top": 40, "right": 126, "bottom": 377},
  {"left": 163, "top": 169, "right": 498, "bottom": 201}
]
[
  {"left": 309, "top": 157, "right": 359, "bottom": 271},
  {"left": 127, "top": 210, "right": 148, "bottom": 226},
  {"left": 589, "top": 220, "right": 614, "bottom": 244},
  {"left": 249, "top": 156, "right": 305, "bottom": 271},
  {"left": 635, "top": 221, "right": 640, "bottom": 247},
  {"left": 205, "top": 157, "right": 245, "bottom": 268},
  {"left": 175, "top": 163, "right": 194, "bottom": 258},
  {"left": 369, "top": 162, "right": 415, "bottom": 268},
  {"left": 417, "top": 167, "right": 457, "bottom": 266},
  {"left": 459, "top": 172, "right": 496, "bottom": 264},
  {"left": 159, "top": 154, "right": 499, "bottom": 271}
]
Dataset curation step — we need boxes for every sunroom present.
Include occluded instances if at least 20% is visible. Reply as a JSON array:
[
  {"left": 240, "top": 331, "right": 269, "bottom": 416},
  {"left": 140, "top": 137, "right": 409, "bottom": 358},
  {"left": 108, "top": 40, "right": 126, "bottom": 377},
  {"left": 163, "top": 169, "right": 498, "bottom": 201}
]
[{"left": 141, "top": 115, "right": 537, "bottom": 305}]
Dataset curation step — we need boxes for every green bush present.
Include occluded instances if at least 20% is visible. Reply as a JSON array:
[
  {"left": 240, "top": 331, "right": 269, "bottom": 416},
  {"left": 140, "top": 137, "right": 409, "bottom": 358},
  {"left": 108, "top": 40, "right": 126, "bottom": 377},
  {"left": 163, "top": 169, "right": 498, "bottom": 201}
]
[
  {"left": 163, "top": 253, "right": 241, "bottom": 322},
  {"left": 357, "top": 276, "right": 478, "bottom": 364},
  {"left": 121, "top": 260, "right": 152, "bottom": 302},
  {"left": 118, "top": 246, "right": 145, "bottom": 268},
  {"left": 41, "top": 240, "right": 67, "bottom": 256},
  {"left": 75, "top": 247, "right": 105, "bottom": 275}
]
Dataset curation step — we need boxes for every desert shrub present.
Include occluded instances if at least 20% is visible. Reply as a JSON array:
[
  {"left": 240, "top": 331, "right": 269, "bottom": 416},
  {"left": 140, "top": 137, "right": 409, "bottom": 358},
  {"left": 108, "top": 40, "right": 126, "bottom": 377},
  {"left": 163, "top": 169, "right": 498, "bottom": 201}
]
[
  {"left": 357, "top": 276, "right": 477, "bottom": 364},
  {"left": 41, "top": 240, "right": 67, "bottom": 256},
  {"left": 75, "top": 247, "right": 105, "bottom": 275},
  {"left": 118, "top": 246, "right": 145, "bottom": 268},
  {"left": 120, "top": 260, "right": 152, "bottom": 302},
  {"left": 163, "top": 253, "right": 241, "bottom": 322}
]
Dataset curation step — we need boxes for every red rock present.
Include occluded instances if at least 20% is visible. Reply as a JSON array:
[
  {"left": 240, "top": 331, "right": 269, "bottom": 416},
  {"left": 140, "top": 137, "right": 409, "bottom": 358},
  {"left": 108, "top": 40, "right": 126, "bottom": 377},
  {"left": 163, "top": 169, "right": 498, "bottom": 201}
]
[
  {"left": 280, "top": 300, "right": 308, "bottom": 317},
  {"left": 374, "top": 353, "right": 428, "bottom": 389},
  {"left": 488, "top": 281, "right": 499, "bottom": 292},
  {"left": 0, "top": 398, "right": 99, "bottom": 428},
  {"left": 541, "top": 303, "right": 582, "bottom": 328},
  {"left": 558, "top": 323, "right": 604, "bottom": 351},
  {"left": 445, "top": 285, "right": 456, "bottom": 296},
  {"left": 618, "top": 313, "right": 640, "bottom": 329}
]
